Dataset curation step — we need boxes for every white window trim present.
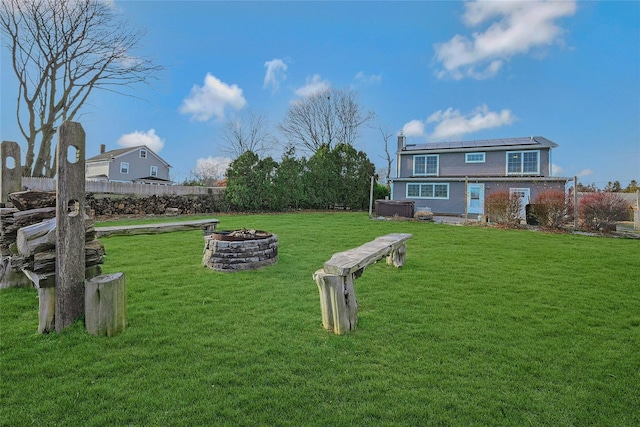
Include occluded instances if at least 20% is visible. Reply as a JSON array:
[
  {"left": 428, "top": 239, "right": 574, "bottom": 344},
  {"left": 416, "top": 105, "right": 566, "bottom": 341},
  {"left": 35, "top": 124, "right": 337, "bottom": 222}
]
[
  {"left": 140, "top": 149, "right": 147, "bottom": 159},
  {"left": 406, "top": 182, "right": 449, "bottom": 200},
  {"left": 413, "top": 154, "right": 439, "bottom": 176},
  {"left": 120, "top": 162, "right": 129, "bottom": 174},
  {"left": 506, "top": 150, "right": 540, "bottom": 176},
  {"left": 150, "top": 165, "right": 158, "bottom": 177},
  {"left": 465, "top": 152, "right": 486, "bottom": 163}
]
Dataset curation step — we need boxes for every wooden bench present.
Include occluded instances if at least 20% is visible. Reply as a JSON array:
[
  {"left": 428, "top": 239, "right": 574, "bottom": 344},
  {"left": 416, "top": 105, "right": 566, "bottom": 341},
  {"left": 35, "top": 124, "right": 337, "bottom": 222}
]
[
  {"left": 313, "top": 233, "right": 412, "bottom": 335},
  {"left": 95, "top": 218, "right": 219, "bottom": 237}
]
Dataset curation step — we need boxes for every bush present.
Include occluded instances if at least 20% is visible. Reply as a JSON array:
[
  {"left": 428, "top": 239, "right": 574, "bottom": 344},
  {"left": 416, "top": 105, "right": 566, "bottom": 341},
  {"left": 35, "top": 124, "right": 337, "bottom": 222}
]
[
  {"left": 373, "top": 183, "right": 390, "bottom": 201},
  {"left": 485, "top": 190, "right": 522, "bottom": 226},
  {"left": 531, "top": 189, "right": 568, "bottom": 228},
  {"left": 579, "top": 192, "right": 629, "bottom": 232}
]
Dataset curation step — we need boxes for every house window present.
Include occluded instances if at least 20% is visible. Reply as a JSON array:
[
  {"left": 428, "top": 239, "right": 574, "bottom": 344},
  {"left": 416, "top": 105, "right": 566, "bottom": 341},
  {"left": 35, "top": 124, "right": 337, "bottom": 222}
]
[
  {"left": 120, "top": 162, "right": 129, "bottom": 174},
  {"left": 466, "top": 152, "right": 485, "bottom": 163},
  {"left": 140, "top": 149, "right": 147, "bottom": 159},
  {"left": 507, "top": 150, "right": 539, "bottom": 175},
  {"left": 413, "top": 155, "right": 439, "bottom": 176},
  {"left": 150, "top": 166, "right": 158, "bottom": 177},
  {"left": 406, "top": 183, "right": 449, "bottom": 199}
]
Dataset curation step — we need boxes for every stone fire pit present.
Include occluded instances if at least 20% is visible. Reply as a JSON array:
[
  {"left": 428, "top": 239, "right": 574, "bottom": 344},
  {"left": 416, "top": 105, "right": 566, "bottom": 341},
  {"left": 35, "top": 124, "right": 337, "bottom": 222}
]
[{"left": 203, "top": 229, "right": 278, "bottom": 272}]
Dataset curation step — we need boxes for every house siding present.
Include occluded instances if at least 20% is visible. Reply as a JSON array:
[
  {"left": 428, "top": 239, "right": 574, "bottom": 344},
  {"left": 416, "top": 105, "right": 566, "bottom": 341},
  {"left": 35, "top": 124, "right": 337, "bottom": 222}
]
[
  {"left": 92, "top": 147, "right": 170, "bottom": 182},
  {"left": 392, "top": 136, "right": 567, "bottom": 216},
  {"left": 398, "top": 148, "right": 552, "bottom": 178},
  {"left": 393, "top": 178, "right": 566, "bottom": 215},
  {"left": 86, "top": 161, "right": 110, "bottom": 179}
]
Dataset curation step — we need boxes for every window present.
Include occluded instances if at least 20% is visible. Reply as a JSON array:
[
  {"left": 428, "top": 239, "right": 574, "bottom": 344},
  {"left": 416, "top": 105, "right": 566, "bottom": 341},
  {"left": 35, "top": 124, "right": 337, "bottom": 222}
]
[
  {"left": 150, "top": 166, "right": 158, "bottom": 177},
  {"left": 406, "top": 183, "right": 449, "bottom": 199},
  {"left": 120, "top": 162, "right": 129, "bottom": 174},
  {"left": 507, "top": 150, "right": 539, "bottom": 175},
  {"left": 140, "top": 149, "right": 147, "bottom": 159},
  {"left": 413, "top": 155, "right": 439, "bottom": 176},
  {"left": 466, "top": 152, "right": 485, "bottom": 163}
]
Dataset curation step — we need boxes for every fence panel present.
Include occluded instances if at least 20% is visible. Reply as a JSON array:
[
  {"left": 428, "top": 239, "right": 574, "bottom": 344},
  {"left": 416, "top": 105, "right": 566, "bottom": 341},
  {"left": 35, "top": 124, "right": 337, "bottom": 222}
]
[{"left": 21, "top": 177, "right": 222, "bottom": 197}]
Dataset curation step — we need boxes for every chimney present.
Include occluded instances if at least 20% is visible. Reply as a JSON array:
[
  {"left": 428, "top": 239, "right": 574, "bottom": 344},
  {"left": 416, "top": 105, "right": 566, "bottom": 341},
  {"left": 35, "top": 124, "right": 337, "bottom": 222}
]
[
  {"left": 100, "top": 144, "right": 106, "bottom": 154},
  {"left": 397, "top": 131, "right": 406, "bottom": 151}
]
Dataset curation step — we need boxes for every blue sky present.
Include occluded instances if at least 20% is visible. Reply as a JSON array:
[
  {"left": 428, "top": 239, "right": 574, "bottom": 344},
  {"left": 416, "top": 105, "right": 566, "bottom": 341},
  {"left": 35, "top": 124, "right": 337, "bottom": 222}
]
[{"left": 1, "top": 0, "right": 639, "bottom": 187}]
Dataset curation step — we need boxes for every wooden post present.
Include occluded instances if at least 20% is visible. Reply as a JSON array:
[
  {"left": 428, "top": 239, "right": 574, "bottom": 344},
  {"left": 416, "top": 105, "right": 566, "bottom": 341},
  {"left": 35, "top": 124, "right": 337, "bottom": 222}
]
[
  {"left": 573, "top": 176, "right": 579, "bottom": 231},
  {"left": 55, "top": 121, "right": 86, "bottom": 331},
  {"left": 38, "top": 288, "right": 56, "bottom": 334},
  {"left": 313, "top": 269, "right": 357, "bottom": 335},
  {"left": 386, "top": 243, "right": 407, "bottom": 267},
  {"left": 85, "top": 273, "right": 127, "bottom": 337},
  {"left": 1, "top": 141, "right": 22, "bottom": 204}
]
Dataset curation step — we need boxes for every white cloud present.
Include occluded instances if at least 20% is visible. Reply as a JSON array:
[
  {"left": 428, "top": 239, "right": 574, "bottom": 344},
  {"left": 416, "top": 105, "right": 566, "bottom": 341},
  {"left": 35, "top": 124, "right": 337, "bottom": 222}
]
[
  {"left": 355, "top": 71, "right": 382, "bottom": 85},
  {"left": 264, "top": 58, "right": 288, "bottom": 93},
  {"left": 402, "top": 120, "right": 426, "bottom": 137},
  {"left": 426, "top": 104, "right": 516, "bottom": 141},
  {"left": 179, "top": 73, "right": 246, "bottom": 121},
  {"left": 576, "top": 168, "right": 593, "bottom": 178},
  {"left": 294, "top": 74, "right": 331, "bottom": 97},
  {"left": 551, "top": 163, "right": 563, "bottom": 176},
  {"left": 117, "top": 129, "right": 165, "bottom": 153},
  {"left": 434, "top": 0, "right": 577, "bottom": 80}
]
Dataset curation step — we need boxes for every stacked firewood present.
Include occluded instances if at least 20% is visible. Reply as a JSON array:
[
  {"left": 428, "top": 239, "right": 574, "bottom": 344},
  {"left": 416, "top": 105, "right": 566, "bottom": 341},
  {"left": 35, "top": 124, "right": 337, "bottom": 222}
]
[{"left": 0, "top": 191, "right": 105, "bottom": 288}]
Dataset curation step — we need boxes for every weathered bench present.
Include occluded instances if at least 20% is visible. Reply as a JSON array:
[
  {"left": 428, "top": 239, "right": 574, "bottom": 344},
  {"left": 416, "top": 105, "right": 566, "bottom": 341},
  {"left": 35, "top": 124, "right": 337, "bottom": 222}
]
[
  {"left": 95, "top": 218, "right": 219, "bottom": 237},
  {"left": 313, "top": 233, "right": 412, "bottom": 335}
]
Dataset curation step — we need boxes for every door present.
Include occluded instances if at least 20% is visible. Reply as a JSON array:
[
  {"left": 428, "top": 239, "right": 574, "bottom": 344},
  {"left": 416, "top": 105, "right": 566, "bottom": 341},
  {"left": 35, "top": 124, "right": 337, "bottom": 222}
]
[
  {"left": 509, "top": 188, "right": 531, "bottom": 219},
  {"left": 467, "top": 184, "right": 485, "bottom": 215}
]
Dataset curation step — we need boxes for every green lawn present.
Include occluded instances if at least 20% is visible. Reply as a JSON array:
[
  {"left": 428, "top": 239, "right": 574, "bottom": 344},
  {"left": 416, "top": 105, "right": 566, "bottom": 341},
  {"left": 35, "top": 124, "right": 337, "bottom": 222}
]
[{"left": 1, "top": 212, "right": 639, "bottom": 426}]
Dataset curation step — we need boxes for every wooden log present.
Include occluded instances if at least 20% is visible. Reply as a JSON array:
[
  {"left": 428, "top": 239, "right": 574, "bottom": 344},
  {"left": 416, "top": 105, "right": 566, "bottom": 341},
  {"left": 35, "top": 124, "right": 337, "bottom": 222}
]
[
  {"left": 8, "top": 190, "right": 56, "bottom": 211},
  {"left": 85, "top": 272, "right": 127, "bottom": 337},
  {"left": 38, "top": 287, "right": 56, "bottom": 334},
  {"left": 13, "top": 206, "right": 57, "bottom": 225},
  {"left": 386, "top": 243, "right": 407, "bottom": 267},
  {"left": 313, "top": 269, "right": 357, "bottom": 335},
  {"left": 22, "top": 269, "right": 56, "bottom": 288},
  {"left": 0, "top": 256, "right": 32, "bottom": 288},
  {"left": 16, "top": 218, "right": 56, "bottom": 256}
]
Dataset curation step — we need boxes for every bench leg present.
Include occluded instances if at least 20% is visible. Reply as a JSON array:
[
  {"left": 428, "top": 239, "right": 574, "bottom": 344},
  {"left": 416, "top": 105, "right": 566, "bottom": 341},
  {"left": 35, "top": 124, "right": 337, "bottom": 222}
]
[
  {"left": 387, "top": 243, "right": 407, "bottom": 267},
  {"left": 313, "top": 269, "right": 357, "bottom": 335}
]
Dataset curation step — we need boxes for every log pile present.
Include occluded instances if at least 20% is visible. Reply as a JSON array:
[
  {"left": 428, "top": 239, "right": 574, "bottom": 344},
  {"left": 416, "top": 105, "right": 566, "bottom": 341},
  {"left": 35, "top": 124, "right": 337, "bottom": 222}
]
[
  {"left": 0, "top": 191, "right": 105, "bottom": 288},
  {"left": 87, "top": 193, "right": 220, "bottom": 217}
]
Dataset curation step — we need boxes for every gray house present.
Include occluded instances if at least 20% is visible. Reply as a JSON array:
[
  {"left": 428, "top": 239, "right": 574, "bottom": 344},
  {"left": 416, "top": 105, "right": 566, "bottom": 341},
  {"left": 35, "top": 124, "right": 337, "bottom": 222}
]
[
  {"left": 390, "top": 135, "right": 570, "bottom": 217},
  {"left": 86, "top": 145, "right": 172, "bottom": 184}
]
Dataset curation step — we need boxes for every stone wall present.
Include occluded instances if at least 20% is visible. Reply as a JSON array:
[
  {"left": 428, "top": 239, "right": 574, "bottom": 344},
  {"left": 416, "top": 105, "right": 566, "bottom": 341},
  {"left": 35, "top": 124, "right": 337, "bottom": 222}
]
[{"left": 86, "top": 193, "right": 223, "bottom": 217}]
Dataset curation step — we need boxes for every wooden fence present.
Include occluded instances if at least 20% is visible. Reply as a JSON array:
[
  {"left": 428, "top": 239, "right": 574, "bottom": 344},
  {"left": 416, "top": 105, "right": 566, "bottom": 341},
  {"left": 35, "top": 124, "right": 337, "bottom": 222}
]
[{"left": 21, "top": 177, "right": 223, "bottom": 197}]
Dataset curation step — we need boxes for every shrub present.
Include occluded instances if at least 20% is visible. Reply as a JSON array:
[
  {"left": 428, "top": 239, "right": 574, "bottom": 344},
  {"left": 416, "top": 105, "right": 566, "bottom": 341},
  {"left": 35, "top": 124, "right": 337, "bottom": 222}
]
[
  {"left": 531, "top": 189, "right": 569, "bottom": 228},
  {"left": 579, "top": 192, "right": 629, "bottom": 232},
  {"left": 485, "top": 190, "right": 522, "bottom": 226}
]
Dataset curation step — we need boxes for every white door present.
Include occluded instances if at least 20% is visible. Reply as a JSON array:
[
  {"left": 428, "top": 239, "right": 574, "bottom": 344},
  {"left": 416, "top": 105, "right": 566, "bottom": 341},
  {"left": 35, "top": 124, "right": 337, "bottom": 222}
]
[
  {"left": 467, "top": 184, "right": 485, "bottom": 214},
  {"left": 509, "top": 188, "right": 531, "bottom": 219}
]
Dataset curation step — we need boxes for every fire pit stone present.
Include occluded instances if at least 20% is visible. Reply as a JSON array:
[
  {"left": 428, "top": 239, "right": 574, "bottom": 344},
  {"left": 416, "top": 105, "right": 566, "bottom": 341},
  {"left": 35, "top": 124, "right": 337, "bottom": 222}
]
[{"left": 203, "top": 228, "right": 278, "bottom": 272}]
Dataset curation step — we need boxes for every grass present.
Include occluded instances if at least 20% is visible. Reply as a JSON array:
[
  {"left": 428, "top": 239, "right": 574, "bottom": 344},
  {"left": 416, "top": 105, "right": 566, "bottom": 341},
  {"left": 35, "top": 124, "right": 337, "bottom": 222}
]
[{"left": 1, "top": 212, "right": 639, "bottom": 426}]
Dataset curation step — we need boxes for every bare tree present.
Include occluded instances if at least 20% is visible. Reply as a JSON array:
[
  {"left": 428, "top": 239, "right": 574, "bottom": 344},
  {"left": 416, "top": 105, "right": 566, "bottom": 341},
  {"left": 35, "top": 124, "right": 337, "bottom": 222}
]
[
  {"left": 377, "top": 125, "right": 395, "bottom": 187},
  {"left": 190, "top": 157, "right": 230, "bottom": 186},
  {"left": 0, "top": 0, "right": 163, "bottom": 177},
  {"left": 279, "top": 88, "right": 376, "bottom": 154},
  {"left": 219, "top": 110, "right": 277, "bottom": 159}
]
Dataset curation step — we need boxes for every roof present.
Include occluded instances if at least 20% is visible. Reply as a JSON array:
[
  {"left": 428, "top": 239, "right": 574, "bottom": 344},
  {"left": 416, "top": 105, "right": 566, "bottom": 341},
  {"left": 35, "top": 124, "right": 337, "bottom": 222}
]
[
  {"left": 403, "top": 136, "right": 558, "bottom": 152},
  {"left": 86, "top": 145, "right": 171, "bottom": 168}
]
